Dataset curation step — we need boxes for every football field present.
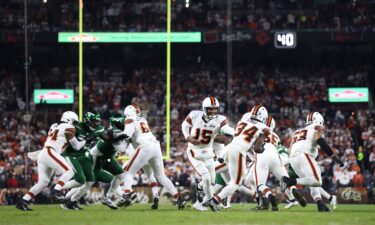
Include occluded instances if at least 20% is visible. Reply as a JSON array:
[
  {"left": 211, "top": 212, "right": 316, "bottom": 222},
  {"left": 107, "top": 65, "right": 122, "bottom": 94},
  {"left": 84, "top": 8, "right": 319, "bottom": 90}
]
[{"left": 1, "top": 204, "right": 374, "bottom": 225}]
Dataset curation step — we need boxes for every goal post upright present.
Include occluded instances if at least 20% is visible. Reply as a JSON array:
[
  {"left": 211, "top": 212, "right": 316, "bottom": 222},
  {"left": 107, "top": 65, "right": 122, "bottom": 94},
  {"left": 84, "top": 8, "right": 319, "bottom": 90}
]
[
  {"left": 78, "top": 0, "right": 83, "bottom": 121},
  {"left": 165, "top": 0, "right": 172, "bottom": 160}
]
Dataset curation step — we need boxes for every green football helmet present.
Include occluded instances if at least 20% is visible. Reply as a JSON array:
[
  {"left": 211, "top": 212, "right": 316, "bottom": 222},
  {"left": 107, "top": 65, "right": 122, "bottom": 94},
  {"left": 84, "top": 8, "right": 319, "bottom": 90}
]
[
  {"left": 83, "top": 112, "right": 101, "bottom": 130},
  {"left": 109, "top": 116, "right": 125, "bottom": 130}
]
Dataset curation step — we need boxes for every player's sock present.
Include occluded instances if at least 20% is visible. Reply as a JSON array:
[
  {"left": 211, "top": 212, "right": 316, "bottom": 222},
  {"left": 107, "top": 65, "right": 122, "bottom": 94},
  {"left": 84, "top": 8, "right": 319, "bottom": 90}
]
[
  {"left": 149, "top": 182, "right": 160, "bottom": 198},
  {"left": 319, "top": 187, "right": 331, "bottom": 200},
  {"left": 61, "top": 180, "right": 82, "bottom": 190},
  {"left": 296, "top": 177, "right": 320, "bottom": 186},
  {"left": 238, "top": 185, "right": 255, "bottom": 197},
  {"left": 122, "top": 172, "right": 133, "bottom": 192},
  {"left": 107, "top": 174, "right": 125, "bottom": 197},
  {"left": 71, "top": 182, "right": 94, "bottom": 202},
  {"left": 66, "top": 187, "right": 80, "bottom": 200},
  {"left": 25, "top": 180, "right": 48, "bottom": 201},
  {"left": 257, "top": 184, "right": 272, "bottom": 198},
  {"left": 217, "top": 183, "right": 237, "bottom": 201},
  {"left": 23, "top": 192, "right": 35, "bottom": 202},
  {"left": 285, "top": 186, "right": 296, "bottom": 201},
  {"left": 55, "top": 169, "right": 75, "bottom": 191}
]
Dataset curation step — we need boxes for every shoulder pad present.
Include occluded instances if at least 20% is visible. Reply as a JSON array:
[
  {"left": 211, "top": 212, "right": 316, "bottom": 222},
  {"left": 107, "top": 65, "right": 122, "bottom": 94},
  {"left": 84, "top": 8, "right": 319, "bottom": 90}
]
[{"left": 189, "top": 110, "right": 202, "bottom": 118}]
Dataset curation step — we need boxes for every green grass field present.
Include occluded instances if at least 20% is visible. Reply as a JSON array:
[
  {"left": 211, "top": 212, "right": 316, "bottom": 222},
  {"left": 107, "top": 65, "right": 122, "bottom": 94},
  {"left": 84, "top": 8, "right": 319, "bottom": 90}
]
[{"left": 1, "top": 203, "right": 374, "bottom": 225}]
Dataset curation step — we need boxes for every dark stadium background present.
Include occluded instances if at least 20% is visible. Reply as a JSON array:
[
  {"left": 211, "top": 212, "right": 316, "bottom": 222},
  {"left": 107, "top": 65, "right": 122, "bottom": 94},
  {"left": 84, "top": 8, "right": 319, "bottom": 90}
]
[{"left": 0, "top": 0, "right": 374, "bottom": 205}]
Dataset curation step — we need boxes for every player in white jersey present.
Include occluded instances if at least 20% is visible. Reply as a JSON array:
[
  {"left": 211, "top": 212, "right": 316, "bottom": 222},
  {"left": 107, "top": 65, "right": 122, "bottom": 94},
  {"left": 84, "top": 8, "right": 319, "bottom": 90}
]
[
  {"left": 280, "top": 112, "right": 344, "bottom": 212},
  {"left": 16, "top": 111, "right": 85, "bottom": 211},
  {"left": 182, "top": 97, "right": 233, "bottom": 206},
  {"left": 251, "top": 116, "right": 306, "bottom": 211},
  {"left": 120, "top": 105, "right": 185, "bottom": 209},
  {"left": 207, "top": 105, "right": 270, "bottom": 211},
  {"left": 122, "top": 137, "right": 161, "bottom": 209}
]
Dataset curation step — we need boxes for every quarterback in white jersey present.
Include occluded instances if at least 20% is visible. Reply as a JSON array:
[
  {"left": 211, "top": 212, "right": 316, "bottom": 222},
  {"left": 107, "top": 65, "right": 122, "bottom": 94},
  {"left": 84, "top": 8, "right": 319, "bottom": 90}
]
[
  {"left": 281, "top": 112, "right": 343, "bottom": 212},
  {"left": 120, "top": 105, "right": 185, "bottom": 209},
  {"left": 208, "top": 105, "right": 270, "bottom": 211},
  {"left": 17, "top": 111, "right": 84, "bottom": 211},
  {"left": 182, "top": 97, "right": 232, "bottom": 203}
]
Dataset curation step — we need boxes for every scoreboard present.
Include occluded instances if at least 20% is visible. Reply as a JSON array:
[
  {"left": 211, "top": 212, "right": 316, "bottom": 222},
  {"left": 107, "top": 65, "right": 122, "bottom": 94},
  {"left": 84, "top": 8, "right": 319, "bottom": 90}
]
[{"left": 274, "top": 31, "right": 297, "bottom": 49}]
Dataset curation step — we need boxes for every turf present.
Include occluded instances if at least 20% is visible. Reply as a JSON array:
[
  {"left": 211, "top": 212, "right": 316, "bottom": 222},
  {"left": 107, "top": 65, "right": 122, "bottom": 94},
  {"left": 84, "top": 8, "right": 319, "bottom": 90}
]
[{"left": 1, "top": 203, "right": 374, "bottom": 225}]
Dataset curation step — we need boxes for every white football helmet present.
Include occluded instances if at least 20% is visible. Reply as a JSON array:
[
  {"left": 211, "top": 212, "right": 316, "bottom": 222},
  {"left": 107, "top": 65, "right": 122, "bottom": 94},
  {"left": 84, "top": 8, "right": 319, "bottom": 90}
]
[
  {"left": 249, "top": 105, "right": 268, "bottom": 124},
  {"left": 123, "top": 105, "right": 139, "bottom": 117},
  {"left": 202, "top": 96, "right": 220, "bottom": 120},
  {"left": 266, "top": 116, "right": 276, "bottom": 131},
  {"left": 61, "top": 111, "right": 78, "bottom": 125},
  {"left": 306, "top": 112, "right": 324, "bottom": 126}
]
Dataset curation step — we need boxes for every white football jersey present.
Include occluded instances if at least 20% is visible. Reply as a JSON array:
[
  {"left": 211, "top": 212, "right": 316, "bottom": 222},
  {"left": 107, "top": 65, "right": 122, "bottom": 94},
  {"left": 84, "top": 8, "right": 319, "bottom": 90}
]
[
  {"left": 44, "top": 123, "right": 75, "bottom": 154},
  {"left": 231, "top": 118, "right": 270, "bottom": 154},
  {"left": 185, "top": 110, "right": 229, "bottom": 150},
  {"left": 290, "top": 123, "right": 324, "bottom": 158},
  {"left": 264, "top": 131, "right": 280, "bottom": 147},
  {"left": 123, "top": 116, "right": 158, "bottom": 149}
]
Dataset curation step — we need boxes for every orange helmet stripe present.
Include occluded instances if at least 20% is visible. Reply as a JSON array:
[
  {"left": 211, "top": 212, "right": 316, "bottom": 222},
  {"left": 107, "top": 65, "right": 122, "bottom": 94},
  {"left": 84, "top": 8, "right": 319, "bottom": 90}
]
[
  {"left": 210, "top": 96, "right": 216, "bottom": 106},
  {"left": 266, "top": 116, "right": 272, "bottom": 127},
  {"left": 253, "top": 105, "right": 261, "bottom": 115},
  {"left": 307, "top": 112, "right": 313, "bottom": 122}
]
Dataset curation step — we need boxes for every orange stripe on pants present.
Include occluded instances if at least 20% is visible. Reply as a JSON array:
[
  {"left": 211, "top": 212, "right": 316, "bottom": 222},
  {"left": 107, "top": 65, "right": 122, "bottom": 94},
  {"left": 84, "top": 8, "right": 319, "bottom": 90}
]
[
  {"left": 304, "top": 153, "right": 320, "bottom": 182},
  {"left": 235, "top": 154, "right": 243, "bottom": 185},
  {"left": 125, "top": 148, "right": 141, "bottom": 172},
  {"left": 47, "top": 147, "right": 69, "bottom": 171}
]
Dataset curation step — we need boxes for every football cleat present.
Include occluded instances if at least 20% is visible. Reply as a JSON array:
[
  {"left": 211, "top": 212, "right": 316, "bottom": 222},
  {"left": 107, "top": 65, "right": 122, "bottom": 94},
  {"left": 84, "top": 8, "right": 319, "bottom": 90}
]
[
  {"left": 317, "top": 201, "right": 331, "bottom": 212},
  {"left": 207, "top": 198, "right": 220, "bottom": 212},
  {"left": 101, "top": 197, "right": 118, "bottom": 210},
  {"left": 50, "top": 189, "right": 65, "bottom": 203},
  {"left": 292, "top": 188, "right": 307, "bottom": 207},
  {"left": 151, "top": 195, "right": 159, "bottom": 210},
  {"left": 259, "top": 197, "right": 270, "bottom": 210},
  {"left": 66, "top": 200, "right": 83, "bottom": 210},
  {"left": 16, "top": 199, "right": 32, "bottom": 211},
  {"left": 284, "top": 200, "right": 299, "bottom": 209},
  {"left": 330, "top": 195, "right": 338, "bottom": 210},
  {"left": 60, "top": 202, "right": 69, "bottom": 210},
  {"left": 195, "top": 184, "right": 204, "bottom": 203},
  {"left": 223, "top": 200, "right": 232, "bottom": 209},
  {"left": 176, "top": 196, "right": 186, "bottom": 210},
  {"left": 268, "top": 194, "right": 278, "bottom": 211},
  {"left": 117, "top": 192, "right": 136, "bottom": 208},
  {"left": 193, "top": 201, "right": 208, "bottom": 211}
]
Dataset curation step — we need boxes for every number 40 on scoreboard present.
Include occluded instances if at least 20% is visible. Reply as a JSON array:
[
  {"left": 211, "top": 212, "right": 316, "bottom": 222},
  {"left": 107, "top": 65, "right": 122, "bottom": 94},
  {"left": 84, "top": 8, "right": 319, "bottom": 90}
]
[{"left": 274, "top": 31, "right": 297, "bottom": 49}]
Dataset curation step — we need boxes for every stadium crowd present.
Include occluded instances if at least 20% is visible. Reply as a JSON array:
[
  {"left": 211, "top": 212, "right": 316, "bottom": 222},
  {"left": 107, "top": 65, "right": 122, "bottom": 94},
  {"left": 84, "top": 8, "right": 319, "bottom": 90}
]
[
  {"left": 1, "top": 0, "right": 374, "bottom": 32},
  {"left": 0, "top": 62, "right": 374, "bottom": 205}
]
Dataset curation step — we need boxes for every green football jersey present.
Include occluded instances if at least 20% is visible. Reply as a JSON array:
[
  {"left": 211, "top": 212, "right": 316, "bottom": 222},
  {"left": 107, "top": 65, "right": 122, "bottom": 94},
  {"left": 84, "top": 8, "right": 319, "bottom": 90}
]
[
  {"left": 96, "top": 128, "right": 123, "bottom": 158},
  {"left": 63, "top": 123, "right": 104, "bottom": 157}
]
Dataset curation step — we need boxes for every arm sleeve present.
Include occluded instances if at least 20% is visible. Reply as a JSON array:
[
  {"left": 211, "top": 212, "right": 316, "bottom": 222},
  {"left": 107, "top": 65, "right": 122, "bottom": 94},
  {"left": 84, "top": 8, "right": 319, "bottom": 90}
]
[
  {"left": 123, "top": 123, "right": 136, "bottom": 139},
  {"left": 181, "top": 120, "right": 191, "bottom": 139},
  {"left": 316, "top": 138, "right": 333, "bottom": 156},
  {"left": 220, "top": 124, "right": 235, "bottom": 137},
  {"left": 69, "top": 137, "right": 86, "bottom": 151}
]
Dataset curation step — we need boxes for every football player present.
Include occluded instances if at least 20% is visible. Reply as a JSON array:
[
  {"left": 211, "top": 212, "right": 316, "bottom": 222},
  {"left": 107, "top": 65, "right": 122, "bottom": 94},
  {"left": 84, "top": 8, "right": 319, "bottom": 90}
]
[
  {"left": 207, "top": 105, "right": 270, "bottom": 211},
  {"left": 280, "top": 112, "right": 344, "bottom": 212},
  {"left": 16, "top": 111, "right": 80, "bottom": 211},
  {"left": 120, "top": 105, "right": 186, "bottom": 209},
  {"left": 182, "top": 97, "right": 232, "bottom": 207},
  {"left": 252, "top": 116, "right": 306, "bottom": 211}
]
